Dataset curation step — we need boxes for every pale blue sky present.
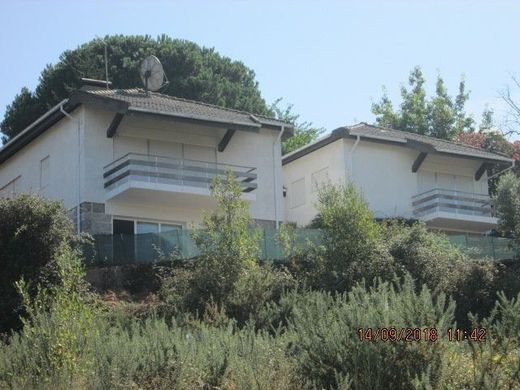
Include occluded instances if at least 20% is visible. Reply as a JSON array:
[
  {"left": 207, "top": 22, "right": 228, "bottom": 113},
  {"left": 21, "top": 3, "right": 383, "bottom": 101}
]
[{"left": 1, "top": 0, "right": 519, "bottom": 140}]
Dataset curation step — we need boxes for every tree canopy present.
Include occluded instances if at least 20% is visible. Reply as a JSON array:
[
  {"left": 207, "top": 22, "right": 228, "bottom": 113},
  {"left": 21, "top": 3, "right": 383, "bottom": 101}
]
[
  {"left": 270, "top": 98, "right": 325, "bottom": 155},
  {"left": 1, "top": 35, "right": 271, "bottom": 143},
  {"left": 372, "top": 66, "right": 476, "bottom": 140}
]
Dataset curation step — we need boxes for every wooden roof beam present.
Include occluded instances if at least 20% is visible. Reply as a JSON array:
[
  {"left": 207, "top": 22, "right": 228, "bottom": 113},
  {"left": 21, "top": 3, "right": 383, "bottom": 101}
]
[
  {"left": 412, "top": 152, "right": 428, "bottom": 173},
  {"left": 218, "top": 129, "right": 236, "bottom": 152}
]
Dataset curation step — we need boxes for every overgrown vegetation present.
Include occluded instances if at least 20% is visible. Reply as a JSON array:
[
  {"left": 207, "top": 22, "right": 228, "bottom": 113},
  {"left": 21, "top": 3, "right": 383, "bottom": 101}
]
[
  {"left": 495, "top": 171, "right": 520, "bottom": 253},
  {"left": 0, "top": 194, "right": 75, "bottom": 333},
  {"left": 2, "top": 178, "right": 520, "bottom": 389}
]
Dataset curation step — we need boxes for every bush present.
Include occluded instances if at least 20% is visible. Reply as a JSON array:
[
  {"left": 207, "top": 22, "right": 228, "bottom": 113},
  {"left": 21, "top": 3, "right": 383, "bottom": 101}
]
[
  {"left": 184, "top": 171, "right": 261, "bottom": 312},
  {"left": 494, "top": 172, "right": 520, "bottom": 256},
  {"left": 1, "top": 315, "right": 300, "bottom": 389},
  {"left": 286, "top": 276, "right": 455, "bottom": 390},
  {"left": 384, "top": 222, "right": 469, "bottom": 293},
  {"left": 444, "top": 292, "right": 520, "bottom": 390},
  {"left": 449, "top": 259, "right": 498, "bottom": 329},
  {"left": 0, "top": 246, "right": 95, "bottom": 388},
  {"left": 227, "top": 263, "right": 296, "bottom": 328},
  {"left": 0, "top": 194, "right": 75, "bottom": 333},
  {"left": 311, "top": 183, "right": 394, "bottom": 292},
  {"left": 384, "top": 222, "right": 502, "bottom": 328}
]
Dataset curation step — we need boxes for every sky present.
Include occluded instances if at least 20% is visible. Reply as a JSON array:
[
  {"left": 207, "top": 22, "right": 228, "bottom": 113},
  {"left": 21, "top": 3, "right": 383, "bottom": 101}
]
[{"left": 1, "top": 0, "right": 519, "bottom": 140}]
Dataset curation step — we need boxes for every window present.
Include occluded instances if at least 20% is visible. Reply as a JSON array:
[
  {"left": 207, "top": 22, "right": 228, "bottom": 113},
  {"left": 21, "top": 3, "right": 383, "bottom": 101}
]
[
  {"left": 311, "top": 167, "right": 329, "bottom": 192},
  {"left": 161, "top": 224, "right": 183, "bottom": 232},
  {"left": 40, "top": 156, "right": 50, "bottom": 189},
  {"left": 290, "top": 178, "right": 306, "bottom": 208},
  {"left": 112, "top": 218, "right": 184, "bottom": 262},
  {"left": 136, "top": 221, "right": 159, "bottom": 234}
]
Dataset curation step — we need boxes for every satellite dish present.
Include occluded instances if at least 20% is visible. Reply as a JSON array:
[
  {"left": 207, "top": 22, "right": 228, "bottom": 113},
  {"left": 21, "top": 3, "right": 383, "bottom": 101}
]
[{"left": 139, "top": 55, "right": 168, "bottom": 92}]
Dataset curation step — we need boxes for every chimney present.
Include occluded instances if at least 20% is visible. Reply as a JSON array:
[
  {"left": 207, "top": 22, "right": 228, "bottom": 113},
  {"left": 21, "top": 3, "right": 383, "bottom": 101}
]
[{"left": 80, "top": 78, "right": 112, "bottom": 91}]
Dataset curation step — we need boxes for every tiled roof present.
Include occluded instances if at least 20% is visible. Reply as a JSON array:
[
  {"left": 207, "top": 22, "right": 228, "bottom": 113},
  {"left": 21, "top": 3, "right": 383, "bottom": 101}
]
[
  {"left": 283, "top": 122, "right": 514, "bottom": 164},
  {"left": 348, "top": 123, "right": 512, "bottom": 162},
  {"left": 82, "top": 88, "right": 292, "bottom": 129}
]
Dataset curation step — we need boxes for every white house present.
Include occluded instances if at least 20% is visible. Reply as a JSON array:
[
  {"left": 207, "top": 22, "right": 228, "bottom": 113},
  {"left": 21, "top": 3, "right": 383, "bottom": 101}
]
[
  {"left": 0, "top": 79, "right": 293, "bottom": 237},
  {"left": 282, "top": 123, "right": 515, "bottom": 234}
]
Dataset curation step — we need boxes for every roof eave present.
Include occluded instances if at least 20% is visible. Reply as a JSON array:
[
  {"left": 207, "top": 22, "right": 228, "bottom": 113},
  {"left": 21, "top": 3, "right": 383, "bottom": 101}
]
[{"left": 0, "top": 99, "right": 79, "bottom": 165}]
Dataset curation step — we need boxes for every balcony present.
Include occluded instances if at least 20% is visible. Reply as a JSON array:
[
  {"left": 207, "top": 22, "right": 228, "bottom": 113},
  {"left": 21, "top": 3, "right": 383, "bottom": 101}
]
[
  {"left": 103, "top": 153, "right": 257, "bottom": 205},
  {"left": 412, "top": 188, "right": 497, "bottom": 233}
]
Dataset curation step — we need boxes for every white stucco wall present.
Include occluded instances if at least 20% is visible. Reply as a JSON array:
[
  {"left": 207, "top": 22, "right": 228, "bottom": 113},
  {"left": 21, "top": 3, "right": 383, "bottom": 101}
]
[
  {"left": 0, "top": 108, "right": 83, "bottom": 209},
  {"left": 346, "top": 139, "right": 419, "bottom": 219},
  {"left": 283, "top": 139, "right": 346, "bottom": 226},
  {"left": 283, "top": 137, "right": 490, "bottom": 226}
]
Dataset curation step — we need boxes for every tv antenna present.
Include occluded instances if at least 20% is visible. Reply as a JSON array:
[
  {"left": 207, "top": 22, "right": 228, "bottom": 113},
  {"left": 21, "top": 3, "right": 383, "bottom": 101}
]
[{"left": 139, "top": 55, "right": 168, "bottom": 93}]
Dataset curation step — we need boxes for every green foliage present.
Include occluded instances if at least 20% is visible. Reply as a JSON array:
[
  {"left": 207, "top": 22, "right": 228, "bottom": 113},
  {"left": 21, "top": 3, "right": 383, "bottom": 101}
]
[
  {"left": 312, "top": 183, "right": 394, "bottom": 291},
  {"left": 372, "top": 66, "right": 475, "bottom": 140},
  {"left": 185, "top": 171, "right": 261, "bottom": 312},
  {"left": 270, "top": 98, "right": 325, "bottom": 155},
  {"left": 400, "top": 66, "right": 430, "bottom": 135},
  {"left": 0, "top": 194, "right": 75, "bottom": 333},
  {"left": 286, "top": 277, "right": 455, "bottom": 390},
  {"left": 494, "top": 172, "right": 520, "bottom": 253},
  {"left": 449, "top": 259, "right": 498, "bottom": 329},
  {"left": 0, "top": 88, "right": 41, "bottom": 144},
  {"left": 428, "top": 76, "right": 456, "bottom": 139},
  {"left": 1, "top": 35, "right": 270, "bottom": 141},
  {"left": 227, "top": 263, "right": 296, "bottom": 328},
  {"left": 383, "top": 221, "right": 502, "bottom": 328},
  {"left": 448, "top": 292, "right": 520, "bottom": 390},
  {"left": 0, "top": 246, "right": 96, "bottom": 388},
  {"left": 1, "top": 315, "right": 299, "bottom": 389},
  {"left": 384, "top": 222, "right": 468, "bottom": 293}
]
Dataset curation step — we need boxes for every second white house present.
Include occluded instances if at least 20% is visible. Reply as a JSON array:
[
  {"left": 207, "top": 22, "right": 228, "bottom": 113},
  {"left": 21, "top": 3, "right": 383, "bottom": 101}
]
[{"left": 282, "top": 123, "right": 514, "bottom": 234}]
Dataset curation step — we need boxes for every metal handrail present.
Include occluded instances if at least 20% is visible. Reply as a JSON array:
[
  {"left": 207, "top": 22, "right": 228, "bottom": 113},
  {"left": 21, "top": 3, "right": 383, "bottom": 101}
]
[
  {"left": 412, "top": 187, "right": 490, "bottom": 200},
  {"left": 103, "top": 152, "right": 254, "bottom": 171},
  {"left": 103, "top": 153, "right": 257, "bottom": 192},
  {"left": 412, "top": 188, "right": 494, "bottom": 217}
]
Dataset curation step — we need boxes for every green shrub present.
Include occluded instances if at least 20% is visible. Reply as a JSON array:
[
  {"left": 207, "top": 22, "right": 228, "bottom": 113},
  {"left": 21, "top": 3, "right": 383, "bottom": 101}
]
[
  {"left": 384, "top": 222, "right": 469, "bottom": 293},
  {"left": 494, "top": 172, "right": 520, "bottom": 255},
  {"left": 449, "top": 259, "right": 498, "bottom": 329},
  {"left": 185, "top": 171, "right": 261, "bottom": 312},
  {"left": 384, "top": 222, "right": 502, "bottom": 328},
  {"left": 311, "top": 183, "right": 394, "bottom": 292},
  {"left": 286, "top": 276, "right": 455, "bottom": 390},
  {"left": 444, "top": 292, "right": 520, "bottom": 390},
  {"left": 1, "top": 315, "right": 300, "bottom": 389},
  {"left": 0, "top": 194, "right": 75, "bottom": 333},
  {"left": 0, "top": 246, "right": 96, "bottom": 388},
  {"left": 227, "top": 263, "right": 296, "bottom": 328}
]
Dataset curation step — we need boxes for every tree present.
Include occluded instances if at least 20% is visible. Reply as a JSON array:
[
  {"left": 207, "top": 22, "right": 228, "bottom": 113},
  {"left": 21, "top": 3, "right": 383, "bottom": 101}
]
[
  {"left": 270, "top": 98, "right": 325, "bottom": 155},
  {"left": 312, "top": 183, "right": 394, "bottom": 292},
  {"left": 1, "top": 35, "right": 271, "bottom": 142},
  {"left": 1, "top": 88, "right": 42, "bottom": 144},
  {"left": 494, "top": 172, "right": 520, "bottom": 255},
  {"left": 186, "top": 171, "right": 261, "bottom": 311},
  {"left": 455, "top": 109, "right": 517, "bottom": 157},
  {"left": 372, "top": 66, "right": 475, "bottom": 140},
  {"left": 0, "top": 195, "right": 75, "bottom": 333},
  {"left": 501, "top": 75, "right": 520, "bottom": 137},
  {"left": 428, "top": 76, "right": 455, "bottom": 139},
  {"left": 400, "top": 66, "right": 429, "bottom": 135}
]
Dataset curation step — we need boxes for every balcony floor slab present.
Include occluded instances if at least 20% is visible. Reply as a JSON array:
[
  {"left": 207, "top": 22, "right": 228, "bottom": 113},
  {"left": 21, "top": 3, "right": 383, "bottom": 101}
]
[{"left": 420, "top": 211, "right": 497, "bottom": 233}]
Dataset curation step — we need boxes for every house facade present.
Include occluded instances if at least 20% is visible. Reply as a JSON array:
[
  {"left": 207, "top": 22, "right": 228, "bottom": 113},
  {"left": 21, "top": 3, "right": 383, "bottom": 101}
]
[
  {"left": 283, "top": 123, "right": 514, "bottom": 234},
  {"left": 0, "top": 80, "right": 293, "bottom": 237}
]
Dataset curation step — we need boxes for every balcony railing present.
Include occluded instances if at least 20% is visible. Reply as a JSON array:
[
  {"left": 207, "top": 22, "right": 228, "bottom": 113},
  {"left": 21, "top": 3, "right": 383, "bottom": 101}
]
[
  {"left": 412, "top": 188, "right": 493, "bottom": 218},
  {"left": 103, "top": 153, "right": 257, "bottom": 194}
]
